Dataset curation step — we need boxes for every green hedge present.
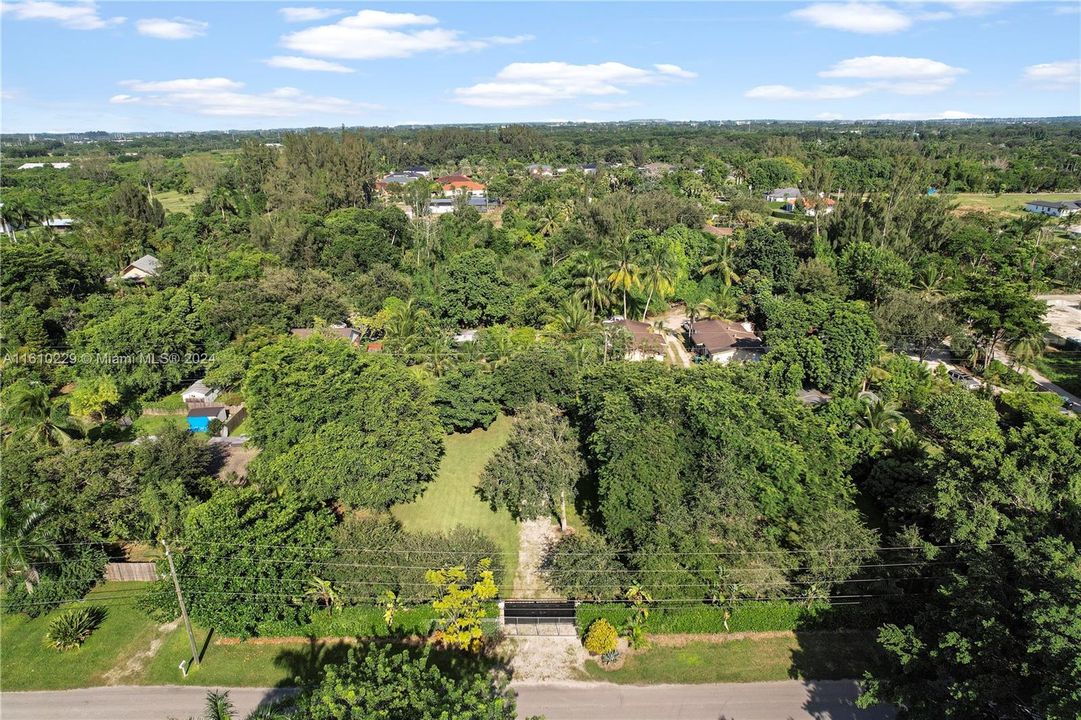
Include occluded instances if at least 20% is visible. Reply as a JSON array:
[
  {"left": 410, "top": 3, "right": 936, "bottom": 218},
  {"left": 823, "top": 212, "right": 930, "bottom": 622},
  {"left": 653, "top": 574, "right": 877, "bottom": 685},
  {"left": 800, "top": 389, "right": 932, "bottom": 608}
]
[
  {"left": 254, "top": 602, "right": 500, "bottom": 638},
  {"left": 576, "top": 599, "right": 917, "bottom": 635},
  {"left": 576, "top": 601, "right": 830, "bottom": 635}
]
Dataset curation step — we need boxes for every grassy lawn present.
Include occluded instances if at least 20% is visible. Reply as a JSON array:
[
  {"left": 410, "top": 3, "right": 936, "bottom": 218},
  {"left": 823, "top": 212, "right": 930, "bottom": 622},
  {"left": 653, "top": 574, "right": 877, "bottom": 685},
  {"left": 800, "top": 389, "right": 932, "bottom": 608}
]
[
  {"left": 583, "top": 633, "right": 881, "bottom": 684},
  {"left": 0, "top": 582, "right": 160, "bottom": 690},
  {"left": 392, "top": 415, "right": 520, "bottom": 590},
  {"left": 953, "top": 192, "right": 1081, "bottom": 216},
  {"left": 142, "top": 392, "right": 186, "bottom": 412},
  {"left": 156, "top": 190, "right": 205, "bottom": 215},
  {"left": 132, "top": 413, "right": 190, "bottom": 436},
  {"left": 1034, "top": 350, "right": 1081, "bottom": 397}
]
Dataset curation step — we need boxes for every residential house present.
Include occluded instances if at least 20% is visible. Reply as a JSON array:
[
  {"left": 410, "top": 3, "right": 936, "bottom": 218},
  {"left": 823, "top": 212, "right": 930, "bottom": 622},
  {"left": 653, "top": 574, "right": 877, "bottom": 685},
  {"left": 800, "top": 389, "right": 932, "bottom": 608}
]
[
  {"left": 187, "top": 406, "right": 227, "bottom": 433},
  {"left": 683, "top": 319, "right": 765, "bottom": 364},
  {"left": 404, "top": 166, "right": 431, "bottom": 177},
  {"left": 290, "top": 324, "right": 364, "bottom": 346},
  {"left": 428, "top": 198, "right": 456, "bottom": 215},
  {"left": 765, "top": 187, "right": 801, "bottom": 202},
  {"left": 1024, "top": 199, "right": 1081, "bottom": 217},
  {"left": 783, "top": 197, "right": 836, "bottom": 216},
  {"left": 17, "top": 162, "right": 71, "bottom": 170},
  {"left": 383, "top": 172, "right": 423, "bottom": 185},
  {"left": 797, "top": 388, "right": 831, "bottom": 406},
  {"left": 467, "top": 196, "right": 500, "bottom": 212},
  {"left": 581, "top": 163, "right": 598, "bottom": 175},
  {"left": 119, "top": 254, "right": 162, "bottom": 282},
  {"left": 605, "top": 318, "right": 665, "bottom": 362},
  {"left": 436, "top": 174, "right": 486, "bottom": 197},
  {"left": 526, "top": 163, "right": 553, "bottom": 177},
  {"left": 181, "top": 379, "right": 219, "bottom": 405},
  {"left": 42, "top": 217, "right": 76, "bottom": 231}
]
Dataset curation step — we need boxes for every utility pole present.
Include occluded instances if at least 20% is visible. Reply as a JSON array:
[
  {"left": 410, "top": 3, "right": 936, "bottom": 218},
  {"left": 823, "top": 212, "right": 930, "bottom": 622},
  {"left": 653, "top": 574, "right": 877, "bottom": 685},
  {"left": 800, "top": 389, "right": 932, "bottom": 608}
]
[{"left": 162, "top": 540, "right": 200, "bottom": 666}]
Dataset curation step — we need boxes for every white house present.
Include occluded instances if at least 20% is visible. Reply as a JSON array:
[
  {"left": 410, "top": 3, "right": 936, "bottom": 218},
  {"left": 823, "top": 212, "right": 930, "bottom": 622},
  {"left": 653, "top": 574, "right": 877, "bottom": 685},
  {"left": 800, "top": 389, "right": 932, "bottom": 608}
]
[
  {"left": 182, "top": 379, "right": 220, "bottom": 405},
  {"left": 119, "top": 254, "right": 162, "bottom": 282},
  {"left": 604, "top": 318, "right": 665, "bottom": 362},
  {"left": 1025, "top": 199, "right": 1081, "bottom": 217},
  {"left": 766, "top": 187, "right": 801, "bottom": 202},
  {"left": 17, "top": 162, "right": 70, "bottom": 170}
]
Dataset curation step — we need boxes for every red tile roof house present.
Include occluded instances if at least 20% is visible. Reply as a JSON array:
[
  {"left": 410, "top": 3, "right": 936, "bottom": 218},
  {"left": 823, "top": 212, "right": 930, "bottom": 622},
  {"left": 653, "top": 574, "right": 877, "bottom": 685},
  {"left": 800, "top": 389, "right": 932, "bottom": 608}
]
[
  {"left": 605, "top": 318, "right": 665, "bottom": 361},
  {"left": 682, "top": 319, "right": 765, "bottom": 364},
  {"left": 703, "top": 225, "right": 734, "bottom": 237},
  {"left": 436, "top": 174, "right": 487, "bottom": 197},
  {"left": 783, "top": 197, "right": 836, "bottom": 217}
]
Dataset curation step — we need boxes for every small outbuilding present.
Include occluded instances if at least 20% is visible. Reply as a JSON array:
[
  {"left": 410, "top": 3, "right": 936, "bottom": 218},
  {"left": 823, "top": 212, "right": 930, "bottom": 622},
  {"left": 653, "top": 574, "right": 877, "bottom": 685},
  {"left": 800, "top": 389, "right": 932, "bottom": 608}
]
[
  {"left": 181, "top": 379, "right": 219, "bottom": 405},
  {"left": 187, "top": 406, "right": 227, "bottom": 433},
  {"left": 119, "top": 254, "right": 162, "bottom": 282}
]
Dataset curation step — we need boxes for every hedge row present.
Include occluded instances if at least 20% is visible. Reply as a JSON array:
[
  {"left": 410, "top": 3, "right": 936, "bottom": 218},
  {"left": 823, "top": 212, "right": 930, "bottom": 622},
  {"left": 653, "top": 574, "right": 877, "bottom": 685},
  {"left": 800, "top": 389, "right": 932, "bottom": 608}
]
[
  {"left": 253, "top": 603, "right": 500, "bottom": 639},
  {"left": 576, "top": 599, "right": 918, "bottom": 635},
  {"left": 577, "top": 601, "right": 828, "bottom": 635}
]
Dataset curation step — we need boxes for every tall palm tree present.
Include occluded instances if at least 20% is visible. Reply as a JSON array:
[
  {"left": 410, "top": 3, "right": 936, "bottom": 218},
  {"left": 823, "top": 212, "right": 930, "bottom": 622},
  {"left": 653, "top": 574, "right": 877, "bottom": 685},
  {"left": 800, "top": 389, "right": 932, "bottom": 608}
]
[
  {"left": 914, "top": 265, "right": 948, "bottom": 299},
  {"left": 384, "top": 298, "right": 427, "bottom": 350},
  {"left": 639, "top": 238, "right": 677, "bottom": 321},
  {"left": 1007, "top": 332, "right": 1044, "bottom": 370},
  {"left": 855, "top": 392, "right": 904, "bottom": 435},
  {"left": 606, "top": 237, "right": 641, "bottom": 319},
  {"left": 422, "top": 335, "right": 455, "bottom": 377},
  {"left": 573, "top": 253, "right": 612, "bottom": 318},
  {"left": 0, "top": 502, "right": 59, "bottom": 594},
  {"left": 695, "top": 287, "right": 740, "bottom": 321},
  {"left": 4, "top": 384, "right": 79, "bottom": 447},
  {"left": 700, "top": 238, "right": 741, "bottom": 287},
  {"left": 548, "top": 300, "right": 597, "bottom": 339}
]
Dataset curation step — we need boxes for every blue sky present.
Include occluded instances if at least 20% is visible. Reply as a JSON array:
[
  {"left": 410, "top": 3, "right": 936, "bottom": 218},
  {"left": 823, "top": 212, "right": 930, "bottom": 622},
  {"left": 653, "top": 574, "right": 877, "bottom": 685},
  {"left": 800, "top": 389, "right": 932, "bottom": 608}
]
[{"left": 1, "top": 1, "right": 1079, "bottom": 132}]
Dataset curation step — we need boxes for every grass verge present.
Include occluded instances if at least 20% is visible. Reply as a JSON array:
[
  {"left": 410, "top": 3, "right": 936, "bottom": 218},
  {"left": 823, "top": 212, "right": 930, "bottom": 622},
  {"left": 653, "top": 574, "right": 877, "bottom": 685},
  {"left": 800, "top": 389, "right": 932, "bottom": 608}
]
[
  {"left": 583, "top": 632, "right": 881, "bottom": 684},
  {"left": 0, "top": 582, "right": 159, "bottom": 690},
  {"left": 1034, "top": 351, "right": 1081, "bottom": 397},
  {"left": 392, "top": 415, "right": 519, "bottom": 588}
]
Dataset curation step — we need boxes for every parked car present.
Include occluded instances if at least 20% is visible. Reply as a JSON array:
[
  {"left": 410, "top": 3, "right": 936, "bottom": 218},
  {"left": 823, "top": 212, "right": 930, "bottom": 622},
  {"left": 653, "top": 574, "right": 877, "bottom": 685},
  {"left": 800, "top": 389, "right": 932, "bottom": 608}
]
[{"left": 947, "top": 369, "right": 982, "bottom": 390}]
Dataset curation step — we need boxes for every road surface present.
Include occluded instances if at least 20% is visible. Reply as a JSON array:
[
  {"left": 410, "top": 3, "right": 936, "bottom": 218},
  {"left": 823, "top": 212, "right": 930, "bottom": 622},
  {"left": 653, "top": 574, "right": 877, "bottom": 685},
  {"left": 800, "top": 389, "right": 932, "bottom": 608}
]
[{"left": 1, "top": 681, "right": 895, "bottom": 720}]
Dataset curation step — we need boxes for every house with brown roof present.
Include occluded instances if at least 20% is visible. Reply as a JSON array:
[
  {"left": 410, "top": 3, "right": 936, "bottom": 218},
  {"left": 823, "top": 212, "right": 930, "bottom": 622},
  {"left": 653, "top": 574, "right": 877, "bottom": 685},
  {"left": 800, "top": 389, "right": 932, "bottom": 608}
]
[
  {"left": 703, "top": 225, "right": 734, "bottom": 238},
  {"left": 290, "top": 324, "right": 364, "bottom": 346},
  {"left": 682, "top": 319, "right": 765, "bottom": 364},
  {"left": 783, "top": 196, "right": 836, "bottom": 217},
  {"left": 436, "top": 174, "right": 487, "bottom": 197},
  {"left": 605, "top": 318, "right": 665, "bottom": 362}
]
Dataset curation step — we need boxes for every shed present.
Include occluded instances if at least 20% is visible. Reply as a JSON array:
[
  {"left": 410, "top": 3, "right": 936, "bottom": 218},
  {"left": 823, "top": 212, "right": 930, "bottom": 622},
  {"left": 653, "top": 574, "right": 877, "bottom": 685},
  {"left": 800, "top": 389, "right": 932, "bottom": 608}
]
[
  {"left": 182, "top": 379, "right": 219, "bottom": 404},
  {"left": 119, "top": 254, "right": 162, "bottom": 281},
  {"left": 187, "top": 406, "right": 227, "bottom": 433}
]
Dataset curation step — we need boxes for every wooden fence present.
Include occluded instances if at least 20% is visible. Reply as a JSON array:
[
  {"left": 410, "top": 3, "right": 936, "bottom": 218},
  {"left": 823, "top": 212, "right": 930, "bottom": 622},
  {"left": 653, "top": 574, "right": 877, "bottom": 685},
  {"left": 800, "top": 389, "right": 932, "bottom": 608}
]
[{"left": 104, "top": 562, "right": 160, "bottom": 581}]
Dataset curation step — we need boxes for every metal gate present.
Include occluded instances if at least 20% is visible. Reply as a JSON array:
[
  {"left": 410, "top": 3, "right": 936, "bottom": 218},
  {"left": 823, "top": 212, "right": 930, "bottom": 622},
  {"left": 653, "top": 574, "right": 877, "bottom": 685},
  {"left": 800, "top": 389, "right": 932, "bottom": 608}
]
[{"left": 502, "top": 600, "right": 577, "bottom": 636}]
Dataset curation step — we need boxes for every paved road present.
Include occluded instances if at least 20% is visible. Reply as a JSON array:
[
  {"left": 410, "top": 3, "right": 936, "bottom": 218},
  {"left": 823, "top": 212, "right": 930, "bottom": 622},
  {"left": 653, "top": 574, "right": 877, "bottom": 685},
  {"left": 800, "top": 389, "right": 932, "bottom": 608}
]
[{"left": 1, "top": 681, "right": 894, "bottom": 720}]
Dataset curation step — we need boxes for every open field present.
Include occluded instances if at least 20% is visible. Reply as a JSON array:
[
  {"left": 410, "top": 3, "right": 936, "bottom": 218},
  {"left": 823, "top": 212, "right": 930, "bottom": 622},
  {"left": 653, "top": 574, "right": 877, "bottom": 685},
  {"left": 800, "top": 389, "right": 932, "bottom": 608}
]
[
  {"left": 583, "top": 632, "right": 881, "bottom": 684},
  {"left": 155, "top": 190, "right": 204, "bottom": 215},
  {"left": 392, "top": 416, "right": 520, "bottom": 588},
  {"left": 131, "top": 413, "right": 189, "bottom": 437},
  {"left": 0, "top": 583, "right": 161, "bottom": 691},
  {"left": 1034, "top": 350, "right": 1081, "bottom": 396},
  {"left": 952, "top": 192, "right": 1081, "bottom": 216}
]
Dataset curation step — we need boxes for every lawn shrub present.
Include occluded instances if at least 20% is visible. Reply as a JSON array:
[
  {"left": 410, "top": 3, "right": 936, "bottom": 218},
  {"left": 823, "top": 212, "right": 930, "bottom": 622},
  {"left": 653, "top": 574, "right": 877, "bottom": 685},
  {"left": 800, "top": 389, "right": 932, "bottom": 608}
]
[
  {"left": 583, "top": 618, "right": 619, "bottom": 655},
  {"left": 45, "top": 606, "right": 105, "bottom": 651},
  {"left": 2, "top": 549, "right": 108, "bottom": 618},
  {"left": 577, "top": 601, "right": 836, "bottom": 635}
]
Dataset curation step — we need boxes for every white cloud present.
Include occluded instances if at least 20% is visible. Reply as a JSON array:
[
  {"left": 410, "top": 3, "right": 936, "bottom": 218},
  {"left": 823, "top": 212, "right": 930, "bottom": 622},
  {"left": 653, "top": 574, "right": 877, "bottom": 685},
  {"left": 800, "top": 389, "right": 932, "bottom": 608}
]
[
  {"left": 135, "top": 17, "right": 207, "bottom": 40},
  {"left": 820, "top": 56, "right": 966, "bottom": 80},
  {"left": 791, "top": 3, "right": 911, "bottom": 33},
  {"left": 0, "top": 0, "right": 123, "bottom": 30},
  {"left": 280, "top": 9, "right": 530, "bottom": 60},
  {"left": 654, "top": 63, "right": 697, "bottom": 79},
  {"left": 265, "top": 55, "right": 354, "bottom": 73},
  {"left": 1023, "top": 59, "right": 1081, "bottom": 89},
  {"left": 453, "top": 61, "right": 693, "bottom": 108},
  {"left": 112, "top": 77, "right": 380, "bottom": 118},
  {"left": 745, "top": 84, "right": 869, "bottom": 100},
  {"left": 819, "top": 55, "right": 967, "bottom": 94},
  {"left": 874, "top": 110, "right": 980, "bottom": 120},
  {"left": 749, "top": 55, "right": 968, "bottom": 100},
  {"left": 279, "top": 7, "right": 345, "bottom": 23}
]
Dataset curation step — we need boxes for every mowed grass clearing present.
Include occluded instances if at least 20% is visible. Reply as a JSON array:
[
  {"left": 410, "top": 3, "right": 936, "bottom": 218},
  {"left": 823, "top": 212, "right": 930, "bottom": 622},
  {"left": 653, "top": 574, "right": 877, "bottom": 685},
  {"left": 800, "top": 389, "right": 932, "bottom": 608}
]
[
  {"left": 952, "top": 192, "right": 1081, "bottom": 216},
  {"left": 156, "top": 190, "right": 204, "bottom": 215},
  {"left": 0, "top": 582, "right": 162, "bottom": 690},
  {"left": 583, "top": 632, "right": 881, "bottom": 684},
  {"left": 392, "top": 415, "right": 520, "bottom": 588}
]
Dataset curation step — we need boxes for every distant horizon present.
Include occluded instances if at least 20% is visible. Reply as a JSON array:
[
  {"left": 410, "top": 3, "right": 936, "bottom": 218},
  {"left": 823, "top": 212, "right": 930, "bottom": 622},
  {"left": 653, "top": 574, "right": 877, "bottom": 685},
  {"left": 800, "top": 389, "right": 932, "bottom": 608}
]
[
  {"left": 2, "top": 2, "right": 1078, "bottom": 133},
  {"left": 5, "top": 115, "right": 1081, "bottom": 138}
]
